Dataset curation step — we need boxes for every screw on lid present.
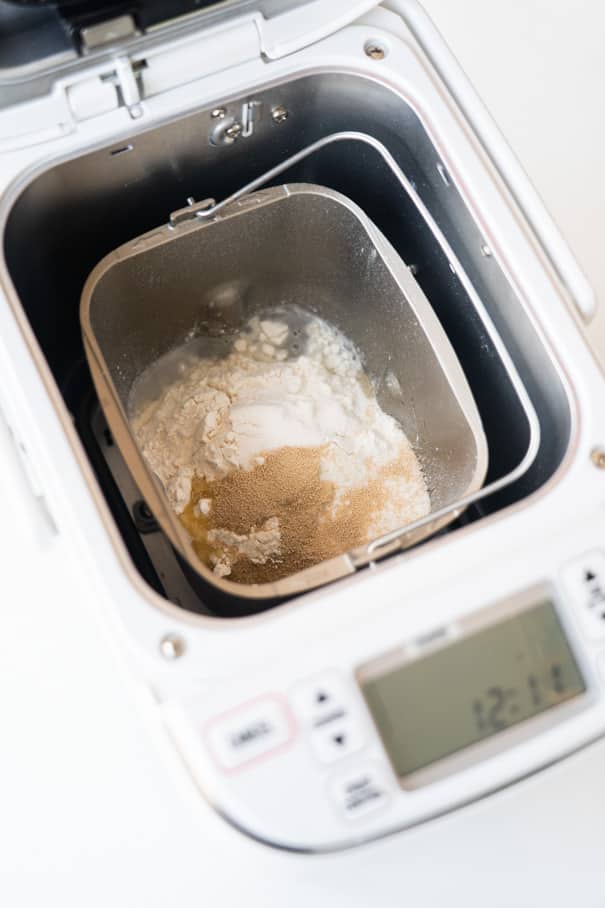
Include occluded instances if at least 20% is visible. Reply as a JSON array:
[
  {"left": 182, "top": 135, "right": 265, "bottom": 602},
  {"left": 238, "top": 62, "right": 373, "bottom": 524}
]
[{"left": 159, "top": 633, "right": 186, "bottom": 660}]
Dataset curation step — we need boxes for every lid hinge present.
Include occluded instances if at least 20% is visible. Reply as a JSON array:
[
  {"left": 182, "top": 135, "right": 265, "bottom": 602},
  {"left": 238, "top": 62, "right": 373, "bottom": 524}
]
[{"left": 79, "top": 14, "right": 139, "bottom": 54}]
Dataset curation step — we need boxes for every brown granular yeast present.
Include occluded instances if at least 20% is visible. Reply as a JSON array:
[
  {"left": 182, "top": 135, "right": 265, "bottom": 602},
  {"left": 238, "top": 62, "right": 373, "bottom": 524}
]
[{"left": 179, "top": 444, "right": 417, "bottom": 584}]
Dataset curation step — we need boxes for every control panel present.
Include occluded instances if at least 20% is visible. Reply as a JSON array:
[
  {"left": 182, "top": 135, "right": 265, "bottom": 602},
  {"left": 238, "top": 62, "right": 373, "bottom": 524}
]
[{"left": 163, "top": 572, "right": 605, "bottom": 852}]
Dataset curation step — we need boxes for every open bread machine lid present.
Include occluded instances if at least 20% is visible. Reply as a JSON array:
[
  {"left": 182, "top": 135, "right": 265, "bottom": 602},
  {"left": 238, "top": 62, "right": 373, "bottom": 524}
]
[{"left": 0, "top": 0, "right": 379, "bottom": 149}]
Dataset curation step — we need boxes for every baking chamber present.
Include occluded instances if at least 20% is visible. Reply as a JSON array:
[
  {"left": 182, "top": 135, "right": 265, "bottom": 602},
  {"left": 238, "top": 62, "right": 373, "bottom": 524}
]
[{"left": 2, "top": 71, "right": 572, "bottom": 617}]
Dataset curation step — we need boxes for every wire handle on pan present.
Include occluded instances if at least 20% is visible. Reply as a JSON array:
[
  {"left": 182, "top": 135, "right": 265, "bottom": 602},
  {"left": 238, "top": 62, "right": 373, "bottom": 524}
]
[{"left": 187, "top": 131, "right": 541, "bottom": 566}]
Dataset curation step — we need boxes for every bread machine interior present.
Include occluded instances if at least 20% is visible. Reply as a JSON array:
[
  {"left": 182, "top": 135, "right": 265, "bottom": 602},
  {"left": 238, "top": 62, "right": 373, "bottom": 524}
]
[{"left": 3, "top": 71, "right": 571, "bottom": 618}]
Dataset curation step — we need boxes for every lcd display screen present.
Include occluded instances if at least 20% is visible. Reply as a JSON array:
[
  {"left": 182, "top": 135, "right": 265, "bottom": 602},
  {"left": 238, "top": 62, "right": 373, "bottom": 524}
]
[{"left": 360, "top": 601, "right": 585, "bottom": 778}]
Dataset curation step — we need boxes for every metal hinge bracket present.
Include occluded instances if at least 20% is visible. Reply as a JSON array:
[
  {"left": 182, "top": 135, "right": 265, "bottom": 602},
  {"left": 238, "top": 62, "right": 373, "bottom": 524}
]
[
  {"left": 65, "top": 54, "right": 145, "bottom": 121},
  {"left": 110, "top": 56, "right": 145, "bottom": 119}
]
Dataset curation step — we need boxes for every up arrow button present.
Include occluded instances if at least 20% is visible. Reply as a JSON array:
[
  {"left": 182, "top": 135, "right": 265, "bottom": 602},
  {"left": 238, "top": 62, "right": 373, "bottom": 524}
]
[{"left": 290, "top": 672, "right": 351, "bottom": 722}]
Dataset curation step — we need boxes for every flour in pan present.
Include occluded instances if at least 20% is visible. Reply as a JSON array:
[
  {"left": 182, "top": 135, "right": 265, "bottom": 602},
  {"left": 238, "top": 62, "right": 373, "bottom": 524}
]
[{"left": 131, "top": 309, "right": 430, "bottom": 580}]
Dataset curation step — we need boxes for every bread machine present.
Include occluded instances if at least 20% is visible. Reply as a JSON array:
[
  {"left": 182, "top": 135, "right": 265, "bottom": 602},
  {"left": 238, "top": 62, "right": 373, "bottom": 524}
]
[{"left": 2, "top": 0, "right": 605, "bottom": 876}]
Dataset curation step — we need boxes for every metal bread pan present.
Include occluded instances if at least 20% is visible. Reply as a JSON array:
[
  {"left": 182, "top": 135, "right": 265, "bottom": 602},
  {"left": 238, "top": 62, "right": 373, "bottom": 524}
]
[{"left": 80, "top": 183, "right": 488, "bottom": 604}]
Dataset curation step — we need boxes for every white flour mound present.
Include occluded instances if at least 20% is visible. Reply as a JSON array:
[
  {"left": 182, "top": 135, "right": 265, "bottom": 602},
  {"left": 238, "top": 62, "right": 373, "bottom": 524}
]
[
  {"left": 207, "top": 517, "right": 281, "bottom": 579},
  {"left": 131, "top": 310, "right": 431, "bottom": 573}
]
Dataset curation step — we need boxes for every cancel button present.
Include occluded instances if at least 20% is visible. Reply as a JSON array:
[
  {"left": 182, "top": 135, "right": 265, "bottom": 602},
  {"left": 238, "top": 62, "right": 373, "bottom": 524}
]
[
  {"left": 206, "top": 696, "right": 295, "bottom": 771},
  {"left": 230, "top": 720, "right": 272, "bottom": 748}
]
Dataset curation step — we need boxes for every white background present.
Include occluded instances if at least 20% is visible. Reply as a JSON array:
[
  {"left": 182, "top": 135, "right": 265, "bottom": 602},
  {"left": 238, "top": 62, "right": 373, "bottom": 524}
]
[
  {"left": 3, "top": 2, "right": 605, "bottom": 905},
  {"left": 422, "top": 0, "right": 605, "bottom": 348}
]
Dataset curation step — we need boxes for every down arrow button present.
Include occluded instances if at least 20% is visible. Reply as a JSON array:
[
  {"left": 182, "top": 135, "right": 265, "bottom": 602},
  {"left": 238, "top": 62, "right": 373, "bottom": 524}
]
[{"left": 311, "top": 722, "right": 364, "bottom": 763}]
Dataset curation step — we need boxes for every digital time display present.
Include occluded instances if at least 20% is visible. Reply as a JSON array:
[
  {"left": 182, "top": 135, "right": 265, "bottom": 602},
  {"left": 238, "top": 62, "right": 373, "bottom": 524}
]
[{"left": 359, "top": 601, "right": 585, "bottom": 779}]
